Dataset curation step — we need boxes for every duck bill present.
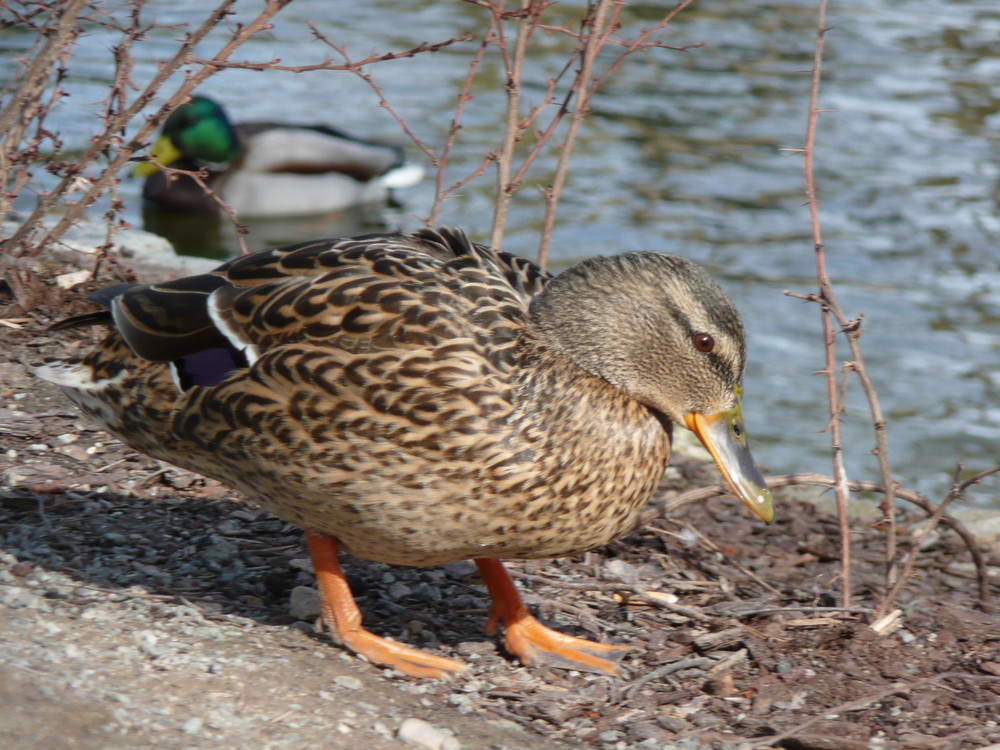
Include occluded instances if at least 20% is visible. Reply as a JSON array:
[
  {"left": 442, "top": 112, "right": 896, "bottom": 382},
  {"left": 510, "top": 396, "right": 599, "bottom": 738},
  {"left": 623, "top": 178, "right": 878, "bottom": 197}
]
[
  {"left": 684, "top": 408, "right": 774, "bottom": 523},
  {"left": 133, "top": 135, "right": 181, "bottom": 177}
]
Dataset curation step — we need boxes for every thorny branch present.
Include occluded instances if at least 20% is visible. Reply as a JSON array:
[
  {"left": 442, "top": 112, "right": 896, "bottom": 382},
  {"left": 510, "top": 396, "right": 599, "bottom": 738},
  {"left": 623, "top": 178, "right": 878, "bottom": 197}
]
[{"left": 797, "top": 0, "right": 857, "bottom": 608}]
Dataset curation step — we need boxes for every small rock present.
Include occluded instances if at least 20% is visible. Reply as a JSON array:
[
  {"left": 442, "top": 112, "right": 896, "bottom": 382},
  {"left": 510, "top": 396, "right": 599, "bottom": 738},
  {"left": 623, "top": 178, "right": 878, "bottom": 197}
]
[
  {"left": 289, "top": 586, "right": 321, "bottom": 621},
  {"left": 203, "top": 539, "right": 239, "bottom": 563},
  {"left": 410, "top": 581, "right": 441, "bottom": 602},
  {"left": 333, "top": 675, "right": 363, "bottom": 691},
  {"left": 138, "top": 630, "right": 171, "bottom": 659},
  {"left": 2, "top": 587, "right": 41, "bottom": 610},
  {"left": 981, "top": 661, "right": 1000, "bottom": 676},
  {"left": 781, "top": 735, "right": 870, "bottom": 750},
  {"left": 101, "top": 532, "right": 130, "bottom": 547},
  {"left": 216, "top": 519, "right": 244, "bottom": 534},
  {"left": 441, "top": 561, "right": 477, "bottom": 579},
  {"left": 603, "top": 558, "right": 639, "bottom": 583},
  {"left": 54, "top": 269, "right": 91, "bottom": 289},
  {"left": 59, "top": 444, "right": 92, "bottom": 462},
  {"left": 182, "top": 717, "right": 203, "bottom": 735},
  {"left": 455, "top": 641, "right": 497, "bottom": 657},
  {"left": 397, "top": 717, "right": 461, "bottom": 750},
  {"left": 656, "top": 715, "right": 689, "bottom": 733},
  {"left": 447, "top": 693, "right": 474, "bottom": 714},
  {"left": 389, "top": 581, "right": 412, "bottom": 599}
]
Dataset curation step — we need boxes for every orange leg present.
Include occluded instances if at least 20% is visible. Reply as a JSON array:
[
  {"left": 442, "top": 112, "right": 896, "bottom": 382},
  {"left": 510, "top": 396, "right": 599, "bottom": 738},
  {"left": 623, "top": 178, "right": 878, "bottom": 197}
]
[
  {"left": 475, "top": 558, "right": 629, "bottom": 674},
  {"left": 306, "top": 531, "right": 467, "bottom": 679}
]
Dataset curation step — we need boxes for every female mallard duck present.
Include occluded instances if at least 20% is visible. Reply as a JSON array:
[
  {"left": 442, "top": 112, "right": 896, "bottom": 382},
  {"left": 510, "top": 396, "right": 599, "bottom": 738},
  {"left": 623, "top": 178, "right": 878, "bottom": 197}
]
[
  {"left": 37, "top": 228, "right": 773, "bottom": 678},
  {"left": 135, "top": 96, "right": 423, "bottom": 217}
]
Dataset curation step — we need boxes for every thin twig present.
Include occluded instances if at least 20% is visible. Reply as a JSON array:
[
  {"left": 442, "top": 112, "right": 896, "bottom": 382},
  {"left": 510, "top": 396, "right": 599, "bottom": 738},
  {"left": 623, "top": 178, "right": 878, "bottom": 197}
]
[
  {"left": 537, "top": 0, "right": 614, "bottom": 267},
  {"left": 799, "top": 0, "right": 855, "bottom": 608},
  {"left": 490, "top": 0, "right": 540, "bottom": 249}
]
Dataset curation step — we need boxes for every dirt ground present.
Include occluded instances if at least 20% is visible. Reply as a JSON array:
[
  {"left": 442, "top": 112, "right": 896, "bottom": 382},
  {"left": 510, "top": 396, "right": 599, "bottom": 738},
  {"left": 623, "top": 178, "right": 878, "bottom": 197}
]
[{"left": 1, "top": 243, "right": 999, "bottom": 750}]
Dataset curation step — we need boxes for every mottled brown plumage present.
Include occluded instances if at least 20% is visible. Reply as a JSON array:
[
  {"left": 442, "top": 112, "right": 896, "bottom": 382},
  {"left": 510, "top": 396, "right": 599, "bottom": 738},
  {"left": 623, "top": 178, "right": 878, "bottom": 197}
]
[{"left": 37, "top": 227, "right": 773, "bottom": 677}]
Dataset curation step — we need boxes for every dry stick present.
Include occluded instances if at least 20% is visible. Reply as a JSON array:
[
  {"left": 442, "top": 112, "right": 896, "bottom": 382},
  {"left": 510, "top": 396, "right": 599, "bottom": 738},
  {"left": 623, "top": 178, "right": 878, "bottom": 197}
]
[
  {"left": 305, "top": 24, "right": 475, "bottom": 163},
  {"left": 787, "top": 289, "right": 902, "bottom": 592},
  {"left": 587, "top": 0, "right": 700, "bottom": 94},
  {"left": 796, "top": 0, "right": 901, "bottom": 601},
  {"left": 798, "top": 0, "right": 855, "bottom": 608},
  {"left": 427, "top": 33, "right": 494, "bottom": 226},
  {"left": 750, "top": 672, "right": 1000, "bottom": 749},
  {"left": 478, "top": 1, "right": 692, "bottom": 259},
  {"left": 500, "top": 35, "right": 586, "bottom": 202},
  {"left": 535, "top": 0, "right": 696, "bottom": 265},
  {"left": 490, "top": 0, "right": 541, "bottom": 249},
  {"left": 536, "top": 0, "right": 614, "bottom": 268},
  {"left": 645, "top": 521, "right": 784, "bottom": 597},
  {"left": 843, "top": 344, "right": 898, "bottom": 588},
  {"left": 0, "top": 0, "right": 87, "bottom": 221},
  {"left": 148, "top": 161, "right": 251, "bottom": 256},
  {"left": 658, "top": 471, "right": 996, "bottom": 608},
  {"left": 90, "top": 4, "right": 149, "bottom": 270},
  {"left": 193, "top": 34, "right": 474, "bottom": 76}
]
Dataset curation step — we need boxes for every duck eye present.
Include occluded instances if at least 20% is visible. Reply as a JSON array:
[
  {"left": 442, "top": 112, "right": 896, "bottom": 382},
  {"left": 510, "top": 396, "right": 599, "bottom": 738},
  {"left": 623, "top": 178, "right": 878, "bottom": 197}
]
[{"left": 692, "top": 333, "right": 715, "bottom": 352}]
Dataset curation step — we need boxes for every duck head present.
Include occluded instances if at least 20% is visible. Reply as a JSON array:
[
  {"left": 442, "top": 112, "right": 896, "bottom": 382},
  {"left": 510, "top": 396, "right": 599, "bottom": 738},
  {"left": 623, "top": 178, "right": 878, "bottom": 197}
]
[
  {"left": 531, "top": 251, "right": 774, "bottom": 523},
  {"left": 135, "top": 96, "right": 241, "bottom": 176}
]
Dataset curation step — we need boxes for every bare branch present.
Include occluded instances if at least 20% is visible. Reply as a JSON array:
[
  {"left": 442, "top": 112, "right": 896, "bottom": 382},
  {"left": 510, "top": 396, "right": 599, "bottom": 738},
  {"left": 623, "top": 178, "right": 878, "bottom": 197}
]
[
  {"left": 490, "top": 0, "right": 544, "bottom": 249},
  {"left": 537, "top": 0, "right": 616, "bottom": 267},
  {"left": 799, "top": 0, "right": 856, "bottom": 607}
]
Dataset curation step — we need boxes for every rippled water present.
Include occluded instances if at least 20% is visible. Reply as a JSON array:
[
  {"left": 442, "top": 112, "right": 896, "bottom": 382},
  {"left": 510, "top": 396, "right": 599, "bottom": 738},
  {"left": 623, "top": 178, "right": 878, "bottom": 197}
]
[{"left": 5, "top": 1, "right": 999, "bottom": 506}]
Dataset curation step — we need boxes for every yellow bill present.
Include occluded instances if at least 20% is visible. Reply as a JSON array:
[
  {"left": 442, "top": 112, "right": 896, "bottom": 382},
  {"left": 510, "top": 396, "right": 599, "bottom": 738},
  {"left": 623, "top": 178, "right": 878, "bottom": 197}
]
[
  {"left": 684, "top": 403, "right": 774, "bottom": 523},
  {"left": 133, "top": 135, "right": 182, "bottom": 177}
]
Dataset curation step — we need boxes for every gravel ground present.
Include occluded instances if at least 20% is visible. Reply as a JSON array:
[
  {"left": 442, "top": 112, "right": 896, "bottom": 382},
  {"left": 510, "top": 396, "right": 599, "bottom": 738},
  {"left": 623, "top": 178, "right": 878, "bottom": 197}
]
[{"left": 2, "top": 238, "right": 999, "bottom": 750}]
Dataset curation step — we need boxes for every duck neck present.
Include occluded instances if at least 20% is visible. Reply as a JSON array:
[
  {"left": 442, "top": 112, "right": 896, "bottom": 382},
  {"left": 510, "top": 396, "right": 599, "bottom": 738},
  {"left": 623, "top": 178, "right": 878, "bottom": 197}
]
[{"left": 512, "top": 336, "right": 673, "bottom": 467}]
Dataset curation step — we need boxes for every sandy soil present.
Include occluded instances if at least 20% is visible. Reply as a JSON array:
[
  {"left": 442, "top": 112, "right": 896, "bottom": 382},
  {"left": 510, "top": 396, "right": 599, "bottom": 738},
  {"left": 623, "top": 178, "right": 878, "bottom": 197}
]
[{"left": 1, "top": 242, "right": 999, "bottom": 750}]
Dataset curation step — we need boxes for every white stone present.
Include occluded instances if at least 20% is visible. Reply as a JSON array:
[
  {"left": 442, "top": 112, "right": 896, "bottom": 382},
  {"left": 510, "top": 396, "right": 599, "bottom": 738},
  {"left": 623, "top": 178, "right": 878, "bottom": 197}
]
[
  {"left": 397, "top": 717, "right": 461, "bottom": 750},
  {"left": 54, "top": 270, "right": 90, "bottom": 289}
]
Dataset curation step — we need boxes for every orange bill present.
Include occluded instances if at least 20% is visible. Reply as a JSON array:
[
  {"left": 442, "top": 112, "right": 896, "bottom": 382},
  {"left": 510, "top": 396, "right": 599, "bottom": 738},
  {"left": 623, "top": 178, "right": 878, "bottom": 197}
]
[{"left": 684, "top": 400, "right": 774, "bottom": 523}]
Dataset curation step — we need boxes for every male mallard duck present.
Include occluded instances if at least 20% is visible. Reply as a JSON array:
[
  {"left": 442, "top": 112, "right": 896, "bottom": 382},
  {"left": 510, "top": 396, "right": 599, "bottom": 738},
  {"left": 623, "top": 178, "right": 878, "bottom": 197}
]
[
  {"left": 135, "top": 96, "right": 423, "bottom": 217},
  {"left": 36, "top": 228, "right": 773, "bottom": 678}
]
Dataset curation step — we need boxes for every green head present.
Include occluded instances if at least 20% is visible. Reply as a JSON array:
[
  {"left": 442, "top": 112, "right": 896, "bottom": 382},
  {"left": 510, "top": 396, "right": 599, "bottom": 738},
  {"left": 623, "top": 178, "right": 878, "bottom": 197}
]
[{"left": 135, "top": 96, "right": 240, "bottom": 176}]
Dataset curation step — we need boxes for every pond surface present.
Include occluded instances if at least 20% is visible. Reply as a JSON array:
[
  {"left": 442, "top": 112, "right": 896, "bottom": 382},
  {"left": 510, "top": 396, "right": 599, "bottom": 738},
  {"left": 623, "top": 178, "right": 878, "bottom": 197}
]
[{"left": 6, "top": 0, "right": 999, "bottom": 507}]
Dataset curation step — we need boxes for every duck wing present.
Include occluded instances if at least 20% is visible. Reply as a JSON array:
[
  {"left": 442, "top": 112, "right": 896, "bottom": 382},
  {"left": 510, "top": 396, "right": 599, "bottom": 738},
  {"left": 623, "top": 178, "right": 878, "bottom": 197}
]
[
  {"left": 234, "top": 122, "right": 406, "bottom": 180},
  {"left": 91, "top": 228, "right": 551, "bottom": 388}
]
